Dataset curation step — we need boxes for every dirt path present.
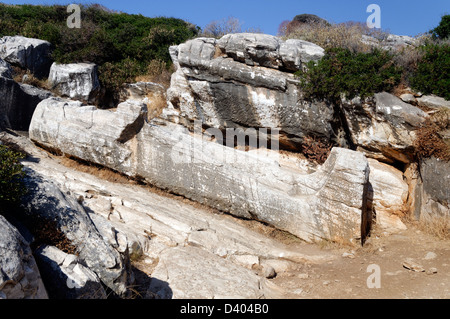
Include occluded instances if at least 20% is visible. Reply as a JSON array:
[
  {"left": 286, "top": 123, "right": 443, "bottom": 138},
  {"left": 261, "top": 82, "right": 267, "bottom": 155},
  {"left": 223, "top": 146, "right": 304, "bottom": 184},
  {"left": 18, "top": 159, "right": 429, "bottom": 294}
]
[{"left": 269, "top": 225, "right": 450, "bottom": 299}]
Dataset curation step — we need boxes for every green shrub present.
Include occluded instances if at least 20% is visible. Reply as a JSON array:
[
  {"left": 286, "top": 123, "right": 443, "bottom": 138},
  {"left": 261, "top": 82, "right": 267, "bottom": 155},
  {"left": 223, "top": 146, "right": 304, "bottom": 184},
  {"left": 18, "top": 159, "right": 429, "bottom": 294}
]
[
  {"left": 431, "top": 15, "right": 450, "bottom": 40},
  {"left": 99, "top": 57, "right": 146, "bottom": 102},
  {"left": 292, "top": 14, "right": 329, "bottom": 26},
  {"left": 409, "top": 43, "right": 450, "bottom": 100},
  {"left": 296, "top": 47, "right": 402, "bottom": 103},
  {"left": 0, "top": 145, "right": 26, "bottom": 213},
  {"left": 0, "top": 4, "right": 199, "bottom": 104},
  {"left": 0, "top": 4, "right": 198, "bottom": 65}
]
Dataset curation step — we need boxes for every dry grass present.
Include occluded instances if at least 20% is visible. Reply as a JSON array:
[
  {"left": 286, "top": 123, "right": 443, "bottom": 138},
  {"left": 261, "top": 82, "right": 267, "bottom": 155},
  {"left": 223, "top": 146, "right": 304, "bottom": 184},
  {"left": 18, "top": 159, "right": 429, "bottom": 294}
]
[
  {"left": 144, "top": 92, "right": 168, "bottom": 121},
  {"left": 47, "top": 146, "right": 308, "bottom": 249},
  {"left": 400, "top": 210, "right": 450, "bottom": 241},
  {"left": 12, "top": 66, "right": 51, "bottom": 90},
  {"left": 300, "top": 136, "right": 333, "bottom": 165},
  {"left": 135, "top": 59, "right": 174, "bottom": 89},
  {"left": 314, "top": 235, "right": 360, "bottom": 251},
  {"left": 132, "top": 59, "right": 172, "bottom": 121},
  {"left": 392, "top": 34, "right": 431, "bottom": 88},
  {"left": 11, "top": 65, "right": 27, "bottom": 82},
  {"left": 417, "top": 214, "right": 450, "bottom": 240},
  {"left": 26, "top": 215, "right": 78, "bottom": 255},
  {"left": 414, "top": 108, "right": 450, "bottom": 161},
  {"left": 283, "top": 21, "right": 388, "bottom": 53},
  {"left": 57, "top": 155, "right": 135, "bottom": 185},
  {"left": 229, "top": 215, "right": 305, "bottom": 246},
  {"left": 392, "top": 82, "right": 412, "bottom": 99}
]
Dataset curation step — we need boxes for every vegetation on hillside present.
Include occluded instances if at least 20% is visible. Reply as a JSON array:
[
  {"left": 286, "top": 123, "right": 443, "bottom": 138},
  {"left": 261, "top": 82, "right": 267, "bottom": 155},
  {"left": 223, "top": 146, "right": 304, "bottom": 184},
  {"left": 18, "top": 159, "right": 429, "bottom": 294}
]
[
  {"left": 279, "top": 19, "right": 387, "bottom": 53},
  {"left": 0, "top": 3, "right": 199, "bottom": 103},
  {"left": 296, "top": 48, "right": 402, "bottom": 103},
  {"left": 289, "top": 15, "right": 450, "bottom": 102},
  {"left": 431, "top": 14, "right": 450, "bottom": 40},
  {"left": 286, "top": 14, "right": 449, "bottom": 161},
  {"left": 409, "top": 43, "right": 450, "bottom": 100},
  {"left": 0, "top": 145, "right": 26, "bottom": 214}
]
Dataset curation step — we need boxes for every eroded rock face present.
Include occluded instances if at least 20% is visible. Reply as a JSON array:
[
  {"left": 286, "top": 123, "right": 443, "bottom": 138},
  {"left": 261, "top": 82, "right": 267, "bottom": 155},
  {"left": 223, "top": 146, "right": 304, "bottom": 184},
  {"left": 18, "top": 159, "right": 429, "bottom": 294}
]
[
  {"left": 0, "top": 55, "right": 52, "bottom": 132},
  {"left": 361, "top": 34, "right": 418, "bottom": 51},
  {"left": 167, "top": 36, "right": 431, "bottom": 165},
  {"left": 48, "top": 63, "right": 100, "bottom": 103},
  {"left": 5, "top": 133, "right": 338, "bottom": 299},
  {"left": 341, "top": 92, "right": 428, "bottom": 164},
  {"left": 29, "top": 33, "right": 435, "bottom": 245},
  {"left": 0, "top": 58, "right": 12, "bottom": 78},
  {"left": 418, "top": 157, "right": 450, "bottom": 218},
  {"left": 367, "top": 158, "right": 409, "bottom": 233},
  {"left": 217, "top": 33, "right": 325, "bottom": 71},
  {"left": 0, "top": 215, "right": 48, "bottom": 299},
  {"left": 0, "top": 75, "right": 52, "bottom": 131},
  {"left": 149, "top": 246, "right": 264, "bottom": 299},
  {"left": 165, "top": 36, "right": 339, "bottom": 148},
  {"left": 34, "top": 245, "right": 107, "bottom": 299},
  {"left": 0, "top": 36, "right": 52, "bottom": 78},
  {"left": 20, "top": 168, "right": 134, "bottom": 296},
  {"left": 135, "top": 123, "right": 371, "bottom": 244},
  {"left": 416, "top": 95, "right": 450, "bottom": 110},
  {"left": 280, "top": 39, "right": 327, "bottom": 70}
]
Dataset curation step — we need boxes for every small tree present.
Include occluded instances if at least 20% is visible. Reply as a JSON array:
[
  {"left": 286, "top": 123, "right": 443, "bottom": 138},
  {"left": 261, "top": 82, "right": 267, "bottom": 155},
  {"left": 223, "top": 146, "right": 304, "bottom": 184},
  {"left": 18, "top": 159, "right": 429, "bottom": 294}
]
[
  {"left": 277, "top": 20, "right": 291, "bottom": 36},
  {"left": 202, "top": 16, "right": 243, "bottom": 38},
  {"left": 296, "top": 47, "right": 402, "bottom": 103},
  {"left": 292, "top": 14, "right": 329, "bottom": 26},
  {"left": 410, "top": 43, "right": 450, "bottom": 100},
  {"left": 431, "top": 15, "right": 450, "bottom": 40},
  {"left": 202, "top": 16, "right": 261, "bottom": 38}
]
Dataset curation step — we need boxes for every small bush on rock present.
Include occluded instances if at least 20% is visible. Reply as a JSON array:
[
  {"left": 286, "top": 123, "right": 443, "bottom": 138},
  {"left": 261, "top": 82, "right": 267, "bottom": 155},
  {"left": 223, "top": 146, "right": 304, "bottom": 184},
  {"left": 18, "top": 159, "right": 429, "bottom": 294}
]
[
  {"left": 0, "top": 145, "right": 26, "bottom": 213},
  {"left": 431, "top": 15, "right": 450, "bottom": 40},
  {"left": 301, "top": 136, "right": 333, "bottom": 165},
  {"left": 99, "top": 58, "right": 145, "bottom": 102},
  {"left": 409, "top": 43, "right": 450, "bottom": 100},
  {"left": 414, "top": 108, "right": 450, "bottom": 161},
  {"left": 296, "top": 47, "right": 402, "bottom": 103}
]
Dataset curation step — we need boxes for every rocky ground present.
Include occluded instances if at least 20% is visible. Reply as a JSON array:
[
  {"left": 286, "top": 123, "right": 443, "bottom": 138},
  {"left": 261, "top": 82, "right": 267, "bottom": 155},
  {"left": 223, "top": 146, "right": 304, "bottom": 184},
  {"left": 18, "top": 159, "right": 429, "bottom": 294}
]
[
  {"left": 132, "top": 215, "right": 450, "bottom": 300},
  {"left": 269, "top": 227, "right": 450, "bottom": 299},
  {"left": 4, "top": 132, "right": 448, "bottom": 300}
]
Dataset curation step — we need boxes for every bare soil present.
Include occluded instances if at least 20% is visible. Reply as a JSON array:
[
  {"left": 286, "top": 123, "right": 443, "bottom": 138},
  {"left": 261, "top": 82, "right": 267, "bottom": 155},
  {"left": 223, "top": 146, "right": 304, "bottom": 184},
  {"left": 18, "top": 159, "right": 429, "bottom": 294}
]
[{"left": 268, "top": 224, "right": 450, "bottom": 299}]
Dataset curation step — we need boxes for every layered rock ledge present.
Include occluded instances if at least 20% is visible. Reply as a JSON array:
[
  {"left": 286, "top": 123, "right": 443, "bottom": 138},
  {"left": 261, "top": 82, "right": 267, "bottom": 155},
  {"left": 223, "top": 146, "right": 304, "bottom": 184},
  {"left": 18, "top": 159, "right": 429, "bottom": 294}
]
[{"left": 30, "top": 97, "right": 371, "bottom": 244}]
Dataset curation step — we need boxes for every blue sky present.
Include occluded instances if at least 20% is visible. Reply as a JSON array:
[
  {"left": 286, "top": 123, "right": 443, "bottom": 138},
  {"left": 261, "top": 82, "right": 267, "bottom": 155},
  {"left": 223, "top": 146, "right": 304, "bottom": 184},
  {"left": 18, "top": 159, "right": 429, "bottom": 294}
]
[{"left": 4, "top": 0, "right": 450, "bottom": 37}]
